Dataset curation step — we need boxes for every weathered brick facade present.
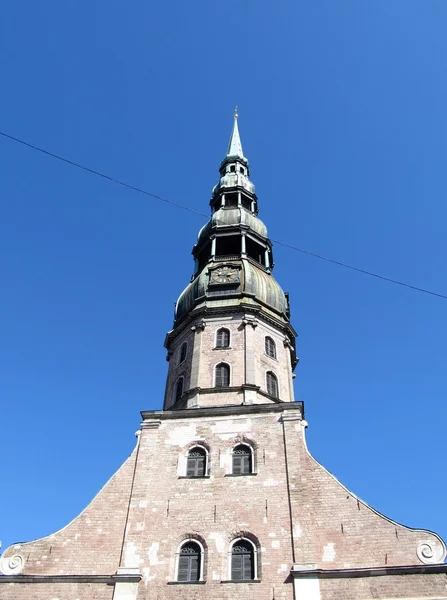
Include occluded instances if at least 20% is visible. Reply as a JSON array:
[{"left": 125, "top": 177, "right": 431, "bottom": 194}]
[
  {"left": 2, "top": 116, "right": 446, "bottom": 599},
  {"left": 1, "top": 404, "right": 446, "bottom": 599}
]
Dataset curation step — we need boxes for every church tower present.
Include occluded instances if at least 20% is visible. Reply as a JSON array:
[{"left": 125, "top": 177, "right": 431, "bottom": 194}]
[
  {"left": 1, "top": 115, "right": 446, "bottom": 600},
  {"left": 164, "top": 110, "right": 297, "bottom": 412}
]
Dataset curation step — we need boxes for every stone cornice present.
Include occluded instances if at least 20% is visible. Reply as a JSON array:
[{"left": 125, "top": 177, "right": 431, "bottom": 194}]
[
  {"left": 0, "top": 572, "right": 143, "bottom": 584},
  {"left": 141, "top": 401, "right": 304, "bottom": 423},
  {"left": 165, "top": 304, "right": 297, "bottom": 347},
  {"left": 290, "top": 563, "right": 447, "bottom": 579}
]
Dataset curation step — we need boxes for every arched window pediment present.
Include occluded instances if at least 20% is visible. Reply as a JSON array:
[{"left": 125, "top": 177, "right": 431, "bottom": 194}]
[
  {"left": 265, "top": 336, "right": 276, "bottom": 359},
  {"left": 232, "top": 444, "right": 253, "bottom": 475},
  {"left": 230, "top": 538, "right": 257, "bottom": 581},
  {"left": 215, "top": 327, "right": 230, "bottom": 348},
  {"left": 266, "top": 371, "right": 278, "bottom": 399},
  {"left": 178, "top": 342, "right": 188, "bottom": 364},
  {"left": 177, "top": 541, "right": 202, "bottom": 582},
  {"left": 186, "top": 446, "right": 207, "bottom": 478},
  {"left": 174, "top": 377, "right": 184, "bottom": 403},
  {"left": 215, "top": 363, "right": 230, "bottom": 387}
]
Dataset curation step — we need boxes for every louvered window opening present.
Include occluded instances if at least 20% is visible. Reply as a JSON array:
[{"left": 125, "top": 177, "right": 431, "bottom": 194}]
[
  {"left": 266, "top": 372, "right": 278, "bottom": 398},
  {"left": 216, "top": 328, "right": 230, "bottom": 348},
  {"left": 187, "top": 447, "right": 206, "bottom": 478},
  {"left": 179, "top": 342, "right": 187, "bottom": 364},
  {"left": 175, "top": 378, "right": 184, "bottom": 403},
  {"left": 178, "top": 542, "right": 201, "bottom": 582},
  {"left": 232, "top": 445, "right": 252, "bottom": 475},
  {"left": 215, "top": 363, "right": 230, "bottom": 387},
  {"left": 231, "top": 541, "right": 254, "bottom": 580},
  {"left": 265, "top": 336, "right": 276, "bottom": 359}
]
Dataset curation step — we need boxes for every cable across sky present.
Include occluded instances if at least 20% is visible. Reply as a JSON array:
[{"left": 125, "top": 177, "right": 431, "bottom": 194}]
[{"left": 1, "top": 129, "right": 447, "bottom": 302}]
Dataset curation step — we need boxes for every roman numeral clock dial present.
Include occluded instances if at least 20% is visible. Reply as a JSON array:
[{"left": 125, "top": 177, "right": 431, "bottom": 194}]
[{"left": 210, "top": 266, "right": 239, "bottom": 285}]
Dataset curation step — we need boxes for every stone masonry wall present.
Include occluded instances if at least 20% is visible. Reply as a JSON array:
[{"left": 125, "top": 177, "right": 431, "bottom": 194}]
[
  {"left": 119, "top": 405, "right": 445, "bottom": 599},
  {"left": 1, "top": 405, "right": 445, "bottom": 600},
  {"left": 0, "top": 581, "right": 115, "bottom": 600},
  {"left": 0, "top": 443, "right": 137, "bottom": 580},
  {"left": 283, "top": 418, "right": 446, "bottom": 569},
  {"left": 319, "top": 572, "right": 447, "bottom": 599},
  {"left": 124, "top": 409, "right": 296, "bottom": 600},
  {"left": 164, "top": 312, "right": 295, "bottom": 409}
]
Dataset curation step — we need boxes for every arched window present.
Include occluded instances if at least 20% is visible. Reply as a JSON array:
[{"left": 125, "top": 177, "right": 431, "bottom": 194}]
[
  {"left": 177, "top": 541, "right": 201, "bottom": 582},
  {"left": 179, "top": 342, "right": 187, "bottom": 364},
  {"left": 231, "top": 539, "right": 255, "bottom": 581},
  {"left": 266, "top": 372, "right": 278, "bottom": 398},
  {"left": 232, "top": 444, "right": 252, "bottom": 475},
  {"left": 215, "top": 363, "right": 230, "bottom": 387},
  {"left": 174, "top": 377, "right": 184, "bottom": 403},
  {"left": 186, "top": 446, "right": 206, "bottom": 478},
  {"left": 216, "top": 328, "right": 230, "bottom": 348},
  {"left": 265, "top": 336, "right": 276, "bottom": 359}
]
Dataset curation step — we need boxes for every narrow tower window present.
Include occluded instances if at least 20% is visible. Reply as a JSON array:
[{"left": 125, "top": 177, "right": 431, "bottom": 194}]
[
  {"left": 186, "top": 446, "right": 207, "bottom": 478},
  {"left": 265, "top": 336, "right": 276, "bottom": 359},
  {"left": 266, "top": 372, "right": 278, "bottom": 398},
  {"left": 179, "top": 342, "right": 187, "bottom": 364},
  {"left": 174, "top": 377, "right": 184, "bottom": 403},
  {"left": 232, "top": 444, "right": 252, "bottom": 475},
  {"left": 177, "top": 541, "right": 201, "bottom": 582},
  {"left": 231, "top": 539, "right": 255, "bottom": 580},
  {"left": 215, "top": 363, "right": 230, "bottom": 387},
  {"left": 216, "top": 328, "right": 230, "bottom": 348}
]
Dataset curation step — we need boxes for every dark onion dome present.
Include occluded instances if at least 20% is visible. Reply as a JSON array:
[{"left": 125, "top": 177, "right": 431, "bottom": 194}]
[
  {"left": 175, "top": 258, "right": 289, "bottom": 324},
  {"left": 196, "top": 207, "right": 268, "bottom": 247}
]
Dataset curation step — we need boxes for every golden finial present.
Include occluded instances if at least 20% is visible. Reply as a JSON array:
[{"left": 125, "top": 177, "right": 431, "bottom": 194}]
[{"left": 234, "top": 105, "right": 238, "bottom": 119}]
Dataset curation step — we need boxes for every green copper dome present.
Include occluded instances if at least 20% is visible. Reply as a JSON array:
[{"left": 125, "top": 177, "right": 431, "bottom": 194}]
[
  {"left": 175, "top": 258, "right": 288, "bottom": 323},
  {"left": 197, "top": 207, "right": 268, "bottom": 246},
  {"left": 174, "top": 114, "right": 290, "bottom": 326}
]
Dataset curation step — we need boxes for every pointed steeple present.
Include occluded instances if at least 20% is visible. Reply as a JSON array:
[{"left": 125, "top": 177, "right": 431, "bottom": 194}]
[{"left": 226, "top": 107, "right": 244, "bottom": 159}]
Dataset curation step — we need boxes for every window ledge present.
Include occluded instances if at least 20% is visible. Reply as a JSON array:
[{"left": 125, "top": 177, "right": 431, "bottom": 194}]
[
  {"left": 224, "top": 473, "right": 258, "bottom": 477},
  {"left": 178, "top": 475, "right": 210, "bottom": 479},
  {"left": 221, "top": 579, "right": 261, "bottom": 584},
  {"left": 213, "top": 346, "right": 232, "bottom": 350},
  {"left": 168, "top": 580, "right": 206, "bottom": 585}
]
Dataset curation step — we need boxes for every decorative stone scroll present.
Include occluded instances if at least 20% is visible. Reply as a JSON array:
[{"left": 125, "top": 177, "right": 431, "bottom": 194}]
[
  {"left": 416, "top": 539, "right": 446, "bottom": 564},
  {"left": 0, "top": 554, "right": 24, "bottom": 575}
]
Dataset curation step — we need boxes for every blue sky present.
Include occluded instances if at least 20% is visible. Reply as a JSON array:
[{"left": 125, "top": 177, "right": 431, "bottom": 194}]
[{"left": 1, "top": 1, "right": 446, "bottom": 554}]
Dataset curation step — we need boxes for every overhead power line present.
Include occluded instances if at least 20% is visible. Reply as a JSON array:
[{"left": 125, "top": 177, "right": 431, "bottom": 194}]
[
  {"left": 1, "top": 129, "right": 447, "bottom": 301},
  {"left": 0, "top": 131, "right": 208, "bottom": 219}
]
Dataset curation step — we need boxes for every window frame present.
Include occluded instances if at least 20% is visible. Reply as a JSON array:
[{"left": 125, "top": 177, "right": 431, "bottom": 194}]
[
  {"left": 186, "top": 445, "right": 208, "bottom": 478},
  {"left": 264, "top": 336, "right": 277, "bottom": 359},
  {"left": 228, "top": 538, "right": 258, "bottom": 581},
  {"left": 231, "top": 443, "right": 254, "bottom": 475},
  {"left": 215, "top": 327, "right": 231, "bottom": 349},
  {"left": 178, "top": 341, "right": 188, "bottom": 365},
  {"left": 175, "top": 539, "right": 205, "bottom": 583},
  {"left": 214, "top": 362, "right": 231, "bottom": 388},
  {"left": 266, "top": 371, "right": 279, "bottom": 399},
  {"left": 174, "top": 377, "right": 185, "bottom": 404}
]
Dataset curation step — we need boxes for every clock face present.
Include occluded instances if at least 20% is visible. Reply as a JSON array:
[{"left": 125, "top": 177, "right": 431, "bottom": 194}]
[{"left": 211, "top": 266, "right": 239, "bottom": 284}]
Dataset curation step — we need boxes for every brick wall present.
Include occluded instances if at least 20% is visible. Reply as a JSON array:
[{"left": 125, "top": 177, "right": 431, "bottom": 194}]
[
  {"left": 164, "top": 313, "right": 295, "bottom": 409},
  {"left": 0, "top": 581, "right": 114, "bottom": 600},
  {"left": 0, "top": 444, "right": 137, "bottom": 579},
  {"left": 1, "top": 404, "right": 445, "bottom": 600},
  {"left": 319, "top": 572, "right": 447, "bottom": 599}
]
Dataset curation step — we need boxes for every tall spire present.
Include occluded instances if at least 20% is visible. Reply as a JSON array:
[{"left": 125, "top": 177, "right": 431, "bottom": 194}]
[{"left": 226, "top": 106, "right": 244, "bottom": 159}]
